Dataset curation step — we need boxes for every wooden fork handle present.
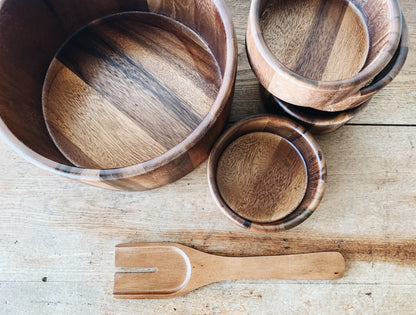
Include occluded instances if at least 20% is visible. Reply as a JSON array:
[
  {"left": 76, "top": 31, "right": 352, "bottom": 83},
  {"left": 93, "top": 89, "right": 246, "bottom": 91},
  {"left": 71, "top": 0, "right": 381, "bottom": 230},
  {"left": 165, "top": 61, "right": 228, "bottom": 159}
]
[{"left": 206, "top": 252, "right": 345, "bottom": 281}]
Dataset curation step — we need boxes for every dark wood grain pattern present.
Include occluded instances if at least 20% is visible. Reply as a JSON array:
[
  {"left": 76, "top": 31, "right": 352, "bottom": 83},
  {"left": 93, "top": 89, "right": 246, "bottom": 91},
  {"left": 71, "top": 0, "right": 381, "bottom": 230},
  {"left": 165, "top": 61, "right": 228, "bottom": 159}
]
[
  {"left": 261, "top": 0, "right": 369, "bottom": 81},
  {"left": 0, "top": 0, "right": 237, "bottom": 190},
  {"left": 216, "top": 132, "right": 307, "bottom": 223},
  {"left": 43, "top": 12, "right": 221, "bottom": 169},
  {"left": 208, "top": 115, "right": 326, "bottom": 232},
  {"left": 247, "top": 0, "right": 403, "bottom": 111}
]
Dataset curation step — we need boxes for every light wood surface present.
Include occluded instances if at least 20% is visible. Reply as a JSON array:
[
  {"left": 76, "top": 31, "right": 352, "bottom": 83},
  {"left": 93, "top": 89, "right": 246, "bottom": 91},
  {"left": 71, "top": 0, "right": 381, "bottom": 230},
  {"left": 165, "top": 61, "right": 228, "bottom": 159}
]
[
  {"left": 113, "top": 243, "right": 344, "bottom": 299},
  {"left": 0, "top": 0, "right": 415, "bottom": 313}
]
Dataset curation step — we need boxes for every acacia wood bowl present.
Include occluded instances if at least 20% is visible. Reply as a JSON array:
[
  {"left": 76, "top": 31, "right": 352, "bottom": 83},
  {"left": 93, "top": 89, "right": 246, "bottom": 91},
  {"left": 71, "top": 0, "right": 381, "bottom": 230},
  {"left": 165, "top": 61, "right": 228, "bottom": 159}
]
[
  {"left": 246, "top": 0, "right": 403, "bottom": 111},
  {"left": 0, "top": 0, "right": 237, "bottom": 191},
  {"left": 266, "top": 17, "right": 408, "bottom": 134},
  {"left": 207, "top": 115, "right": 326, "bottom": 232}
]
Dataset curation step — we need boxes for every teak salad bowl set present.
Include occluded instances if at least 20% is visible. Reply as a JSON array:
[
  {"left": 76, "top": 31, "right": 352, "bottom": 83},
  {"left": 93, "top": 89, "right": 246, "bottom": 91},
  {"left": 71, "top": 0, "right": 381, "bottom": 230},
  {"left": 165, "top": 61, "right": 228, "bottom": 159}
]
[{"left": 0, "top": 0, "right": 408, "bottom": 299}]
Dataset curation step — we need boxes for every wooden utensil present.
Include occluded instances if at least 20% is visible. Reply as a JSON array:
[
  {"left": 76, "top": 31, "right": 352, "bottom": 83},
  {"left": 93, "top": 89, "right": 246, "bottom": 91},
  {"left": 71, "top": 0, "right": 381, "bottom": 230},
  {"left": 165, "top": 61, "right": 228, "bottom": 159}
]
[
  {"left": 246, "top": 0, "right": 403, "bottom": 111},
  {"left": 208, "top": 115, "right": 326, "bottom": 232},
  {"left": 113, "top": 243, "right": 345, "bottom": 299},
  {"left": 0, "top": 0, "right": 237, "bottom": 191}
]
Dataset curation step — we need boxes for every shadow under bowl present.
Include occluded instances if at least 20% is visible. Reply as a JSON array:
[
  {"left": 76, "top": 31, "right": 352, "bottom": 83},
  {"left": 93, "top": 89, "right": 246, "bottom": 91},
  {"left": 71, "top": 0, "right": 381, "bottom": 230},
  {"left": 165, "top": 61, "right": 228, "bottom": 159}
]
[{"left": 271, "top": 97, "right": 371, "bottom": 134}]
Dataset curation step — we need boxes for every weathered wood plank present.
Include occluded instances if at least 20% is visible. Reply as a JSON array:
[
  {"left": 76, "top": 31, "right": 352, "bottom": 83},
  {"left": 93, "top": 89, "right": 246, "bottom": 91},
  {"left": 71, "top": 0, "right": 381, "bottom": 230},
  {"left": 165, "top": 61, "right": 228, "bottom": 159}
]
[
  {"left": 1, "top": 282, "right": 416, "bottom": 314},
  {"left": 1, "top": 126, "right": 415, "bottom": 277},
  {"left": 1, "top": 125, "right": 416, "bottom": 313}
]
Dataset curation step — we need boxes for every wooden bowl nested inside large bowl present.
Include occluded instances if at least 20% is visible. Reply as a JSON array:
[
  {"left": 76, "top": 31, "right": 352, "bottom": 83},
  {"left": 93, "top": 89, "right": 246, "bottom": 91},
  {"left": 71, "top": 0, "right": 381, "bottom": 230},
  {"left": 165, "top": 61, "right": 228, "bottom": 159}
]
[
  {"left": 0, "top": 0, "right": 237, "bottom": 191},
  {"left": 208, "top": 115, "right": 327, "bottom": 232},
  {"left": 246, "top": 0, "right": 402, "bottom": 111}
]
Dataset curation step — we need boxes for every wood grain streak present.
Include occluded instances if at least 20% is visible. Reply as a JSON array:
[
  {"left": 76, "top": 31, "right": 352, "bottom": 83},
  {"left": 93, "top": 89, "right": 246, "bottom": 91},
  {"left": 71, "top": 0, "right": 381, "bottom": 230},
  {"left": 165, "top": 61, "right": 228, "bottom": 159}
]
[
  {"left": 158, "top": 232, "right": 416, "bottom": 267},
  {"left": 261, "top": 0, "right": 369, "bottom": 81}
]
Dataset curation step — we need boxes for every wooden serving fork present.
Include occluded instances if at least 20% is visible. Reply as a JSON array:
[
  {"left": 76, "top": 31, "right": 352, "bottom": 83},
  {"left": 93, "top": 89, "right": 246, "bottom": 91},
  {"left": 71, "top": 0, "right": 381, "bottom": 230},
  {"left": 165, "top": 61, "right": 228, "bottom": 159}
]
[{"left": 113, "top": 243, "right": 345, "bottom": 299}]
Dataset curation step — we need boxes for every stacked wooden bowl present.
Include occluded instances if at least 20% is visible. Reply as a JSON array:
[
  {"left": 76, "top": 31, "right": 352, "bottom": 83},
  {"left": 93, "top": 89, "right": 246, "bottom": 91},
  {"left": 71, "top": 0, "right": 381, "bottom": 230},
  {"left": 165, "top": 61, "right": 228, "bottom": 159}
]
[
  {"left": 247, "top": 0, "right": 408, "bottom": 133},
  {"left": 0, "top": 0, "right": 237, "bottom": 191}
]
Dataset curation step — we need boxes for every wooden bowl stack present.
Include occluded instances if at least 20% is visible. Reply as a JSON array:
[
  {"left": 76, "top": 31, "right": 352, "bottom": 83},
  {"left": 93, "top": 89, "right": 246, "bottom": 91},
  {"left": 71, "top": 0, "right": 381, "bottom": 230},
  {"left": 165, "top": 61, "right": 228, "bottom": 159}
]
[
  {"left": 0, "top": 0, "right": 237, "bottom": 191},
  {"left": 247, "top": 0, "right": 408, "bottom": 133},
  {"left": 0, "top": 0, "right": 408, "bottom": 231},
  {"left": 207, "top": 0, "right": 409, "bottom": 230}
]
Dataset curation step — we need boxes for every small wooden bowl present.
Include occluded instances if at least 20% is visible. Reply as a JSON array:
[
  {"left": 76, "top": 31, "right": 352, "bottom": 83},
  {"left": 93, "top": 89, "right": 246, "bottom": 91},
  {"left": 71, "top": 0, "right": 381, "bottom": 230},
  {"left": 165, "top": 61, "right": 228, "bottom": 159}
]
[
  {"left": 0, "top": 0, "right": 237, "bottom": 191},
  {"left": 266, "top": 18, "right": 409, "bottom": 134},
  {"left": 246, "top": 0, "right": 403, "bottom": 111},
  {"left": 207, "top": 115, "right": 326, "bottom": 232}
]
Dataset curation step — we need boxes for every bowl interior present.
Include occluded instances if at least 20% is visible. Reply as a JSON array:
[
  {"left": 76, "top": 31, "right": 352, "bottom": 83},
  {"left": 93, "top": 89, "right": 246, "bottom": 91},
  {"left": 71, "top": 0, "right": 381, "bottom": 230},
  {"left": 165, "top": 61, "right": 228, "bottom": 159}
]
[
  {"left": 42, "top": 12, "right": 222, "bottom": 169},
  {"left": 258, "top": 0, "right": 398, "bottom": 82},
  {"left": 216, "top": 131, "right": 308, "bottom": 223},
  {"left": 0, "top": 0, "right": 229, "bottom": 170},
  {"left": 208, "top": 115, "right": 326, "bottom": 232}
]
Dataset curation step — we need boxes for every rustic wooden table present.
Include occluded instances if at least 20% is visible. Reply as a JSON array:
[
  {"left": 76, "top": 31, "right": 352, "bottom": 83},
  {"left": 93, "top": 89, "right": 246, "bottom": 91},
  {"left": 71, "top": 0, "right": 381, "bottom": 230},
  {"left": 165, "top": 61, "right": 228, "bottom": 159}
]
[{"left": 1, "top": 0, "right": 415, "bottom": 313}]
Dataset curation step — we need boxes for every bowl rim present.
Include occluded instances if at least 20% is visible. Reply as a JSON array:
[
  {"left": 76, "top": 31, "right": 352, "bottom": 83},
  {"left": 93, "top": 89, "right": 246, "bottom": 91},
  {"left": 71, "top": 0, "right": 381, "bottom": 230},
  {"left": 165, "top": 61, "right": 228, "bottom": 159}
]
[
  {"left": 0, "top": 0, "right": 238, "bottom": 181},
  {"left": 207, "top": 115, "right": 327, "bottom": 232},
  {"left": 248, "top": 0, "right": 402, "bottom": 91}
]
